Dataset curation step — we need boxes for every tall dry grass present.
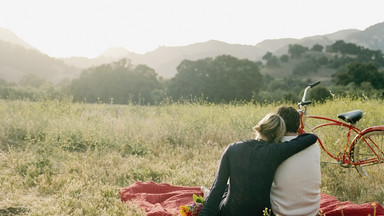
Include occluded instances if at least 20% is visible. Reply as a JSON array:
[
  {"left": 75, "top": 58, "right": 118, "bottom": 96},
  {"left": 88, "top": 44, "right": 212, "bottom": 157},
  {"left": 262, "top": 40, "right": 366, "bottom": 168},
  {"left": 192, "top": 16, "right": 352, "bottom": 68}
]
[{"left": 0, "top": 97, "right": 383, "bottom": 215}]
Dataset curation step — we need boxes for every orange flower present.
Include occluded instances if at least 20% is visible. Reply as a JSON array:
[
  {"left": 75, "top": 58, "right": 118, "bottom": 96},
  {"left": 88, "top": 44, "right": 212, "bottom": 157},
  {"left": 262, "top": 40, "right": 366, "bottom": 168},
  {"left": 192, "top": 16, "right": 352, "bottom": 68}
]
[{"left": 179, "top": 205, "right": 190, "bottom": 216}]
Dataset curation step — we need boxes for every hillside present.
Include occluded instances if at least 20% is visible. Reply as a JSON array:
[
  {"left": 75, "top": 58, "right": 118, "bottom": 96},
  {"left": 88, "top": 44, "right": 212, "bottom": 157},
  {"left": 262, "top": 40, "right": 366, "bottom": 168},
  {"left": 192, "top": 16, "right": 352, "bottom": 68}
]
[
  {"left": 1, "top": 22, "right": 384, "bottom": 82},
  {"left": 62, "top": 22, "right": 384, "bottom": 79},
  {"left": 0, "top": 40, "right": 80, "bottom": 83},
  {"left": 259, "top": 50, "right": 338, "bottom": 84},
  {"left": 63, "top": 40, "right": 262, "bottom": 78},
  {"left": 345, "top": 22, "right": 384, "bottom": 52},
  {"left": 0, "top": 28, "right": 36, "bottom": 50}
]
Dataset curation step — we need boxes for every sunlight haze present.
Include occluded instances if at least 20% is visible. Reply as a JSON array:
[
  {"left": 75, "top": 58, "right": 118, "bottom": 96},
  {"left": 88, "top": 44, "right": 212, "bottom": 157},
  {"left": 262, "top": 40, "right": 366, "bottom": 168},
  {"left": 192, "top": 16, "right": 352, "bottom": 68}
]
[{"left": 1, "top": 0, "right": 384, "bottom": 58}]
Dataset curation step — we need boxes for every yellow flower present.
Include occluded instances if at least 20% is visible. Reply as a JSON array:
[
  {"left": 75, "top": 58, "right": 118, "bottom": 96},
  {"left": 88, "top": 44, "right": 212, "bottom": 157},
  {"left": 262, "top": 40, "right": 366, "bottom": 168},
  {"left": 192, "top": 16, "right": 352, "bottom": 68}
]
[{"left": 179, "top": 205, "right": 190, "bottom": 216}]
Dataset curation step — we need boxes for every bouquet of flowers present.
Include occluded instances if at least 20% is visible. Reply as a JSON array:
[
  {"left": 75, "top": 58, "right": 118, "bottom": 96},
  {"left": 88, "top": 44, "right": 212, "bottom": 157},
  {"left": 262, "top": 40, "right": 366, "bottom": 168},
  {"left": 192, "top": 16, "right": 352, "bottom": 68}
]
[{"left": 179, "top": 194, "right": 205, "bottom": 216}]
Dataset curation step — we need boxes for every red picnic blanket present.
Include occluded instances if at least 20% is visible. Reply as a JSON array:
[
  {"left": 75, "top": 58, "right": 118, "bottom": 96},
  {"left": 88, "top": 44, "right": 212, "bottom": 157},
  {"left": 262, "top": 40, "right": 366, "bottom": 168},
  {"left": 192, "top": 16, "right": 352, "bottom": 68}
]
[{"left": 119, "top": 181, "right": 384, "bottom": 216}]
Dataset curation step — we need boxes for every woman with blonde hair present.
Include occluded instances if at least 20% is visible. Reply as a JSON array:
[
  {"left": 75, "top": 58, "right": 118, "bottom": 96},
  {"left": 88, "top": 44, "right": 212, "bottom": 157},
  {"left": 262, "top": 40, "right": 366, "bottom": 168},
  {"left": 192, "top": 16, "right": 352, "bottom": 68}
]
[
  {"left": 199, "top": 113, "right": 317, "bottom": 216},
  {"left": 253, "top": 113, "right": 287, "bottom": 143}
]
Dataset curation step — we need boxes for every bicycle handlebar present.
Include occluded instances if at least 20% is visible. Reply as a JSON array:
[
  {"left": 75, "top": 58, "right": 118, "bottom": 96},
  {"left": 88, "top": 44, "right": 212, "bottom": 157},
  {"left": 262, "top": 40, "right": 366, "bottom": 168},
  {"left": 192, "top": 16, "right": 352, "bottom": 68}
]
[
  {"left": 299, "top": 80, "right": 321, "bottom": 108},
  {"left": 309, "top": 81, "right": 320, "bottom": 88}
]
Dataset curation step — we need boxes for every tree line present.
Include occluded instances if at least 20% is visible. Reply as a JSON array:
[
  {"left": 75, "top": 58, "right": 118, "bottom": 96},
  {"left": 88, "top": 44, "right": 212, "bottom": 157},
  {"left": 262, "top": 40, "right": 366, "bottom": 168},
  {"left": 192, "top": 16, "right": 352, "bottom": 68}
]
[{"left": 0, "top": 40, "right": 384, "bottom": 104}]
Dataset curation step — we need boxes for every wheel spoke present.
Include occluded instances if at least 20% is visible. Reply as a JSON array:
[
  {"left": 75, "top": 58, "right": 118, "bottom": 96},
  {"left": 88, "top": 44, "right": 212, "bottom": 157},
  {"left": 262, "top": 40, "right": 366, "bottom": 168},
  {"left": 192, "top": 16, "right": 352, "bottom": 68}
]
[{"left": 352, "top": 130, "right": 384, "bottom": 177}]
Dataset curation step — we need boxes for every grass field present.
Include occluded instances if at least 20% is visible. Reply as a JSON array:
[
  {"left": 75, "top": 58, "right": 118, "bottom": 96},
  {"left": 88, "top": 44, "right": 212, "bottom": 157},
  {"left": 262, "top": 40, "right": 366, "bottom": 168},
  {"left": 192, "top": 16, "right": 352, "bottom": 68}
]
[{"left": 1, "top": 97, "right": 384, "bottom": 215}]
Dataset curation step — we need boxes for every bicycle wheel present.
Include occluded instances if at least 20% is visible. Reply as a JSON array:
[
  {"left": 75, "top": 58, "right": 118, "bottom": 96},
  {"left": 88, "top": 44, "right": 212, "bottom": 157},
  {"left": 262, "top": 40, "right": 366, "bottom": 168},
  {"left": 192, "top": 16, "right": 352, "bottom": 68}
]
[{"left": 352, "top": 130, "right": 384, "bottom": 177}]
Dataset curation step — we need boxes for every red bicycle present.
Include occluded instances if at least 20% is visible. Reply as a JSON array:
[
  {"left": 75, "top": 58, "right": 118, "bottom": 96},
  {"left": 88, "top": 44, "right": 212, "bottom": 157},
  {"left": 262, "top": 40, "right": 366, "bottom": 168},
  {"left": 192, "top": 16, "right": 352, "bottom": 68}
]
[{"left": 298, "top": 81, "right": 384, "bottom": 176}]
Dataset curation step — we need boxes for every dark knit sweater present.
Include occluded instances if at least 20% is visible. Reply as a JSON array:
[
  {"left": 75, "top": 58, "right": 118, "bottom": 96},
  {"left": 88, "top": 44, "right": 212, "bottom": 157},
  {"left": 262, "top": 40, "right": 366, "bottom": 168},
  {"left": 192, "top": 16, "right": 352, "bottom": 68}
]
[{"left": 199, "top": 133, "right": 318, "bottom": 216}]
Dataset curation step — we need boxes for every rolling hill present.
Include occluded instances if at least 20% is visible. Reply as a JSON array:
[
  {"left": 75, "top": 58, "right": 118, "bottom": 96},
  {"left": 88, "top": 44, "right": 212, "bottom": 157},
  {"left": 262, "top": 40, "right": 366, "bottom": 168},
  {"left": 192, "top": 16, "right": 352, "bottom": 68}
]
[
  {"left": 62, "top": 22, "right": 384, "bottom": 79},
  {"left": 0, "top": 28, "right": 80, "bottom": 83},
  {"left": 1, "top": 21, "right": 383, "bottom": 83}
]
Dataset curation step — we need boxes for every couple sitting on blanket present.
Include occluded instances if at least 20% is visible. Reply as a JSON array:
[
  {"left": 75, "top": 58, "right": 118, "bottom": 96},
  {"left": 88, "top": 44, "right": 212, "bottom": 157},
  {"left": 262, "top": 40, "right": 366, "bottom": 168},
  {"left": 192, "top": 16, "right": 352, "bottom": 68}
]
[{"left": 199, "top": 106, "right": 321, "bottom": 216}]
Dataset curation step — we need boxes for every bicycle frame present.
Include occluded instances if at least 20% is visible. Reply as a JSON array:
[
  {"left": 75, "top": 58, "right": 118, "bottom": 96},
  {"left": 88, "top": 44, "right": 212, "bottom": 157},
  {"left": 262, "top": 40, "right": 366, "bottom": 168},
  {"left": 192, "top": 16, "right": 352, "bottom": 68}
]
[
  {"left": 298, "top": 81, "right": 384, "bottom": 168},
  {"left": 299, "top": 111, "right": 361, "bottom": 165}
]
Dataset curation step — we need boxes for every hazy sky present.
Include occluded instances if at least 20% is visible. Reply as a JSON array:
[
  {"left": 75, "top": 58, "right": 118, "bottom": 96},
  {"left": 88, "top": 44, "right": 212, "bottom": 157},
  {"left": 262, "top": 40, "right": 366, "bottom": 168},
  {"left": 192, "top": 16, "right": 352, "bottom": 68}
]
[{"left": 1, "top": 0, "right": 384, "bottom": 58}]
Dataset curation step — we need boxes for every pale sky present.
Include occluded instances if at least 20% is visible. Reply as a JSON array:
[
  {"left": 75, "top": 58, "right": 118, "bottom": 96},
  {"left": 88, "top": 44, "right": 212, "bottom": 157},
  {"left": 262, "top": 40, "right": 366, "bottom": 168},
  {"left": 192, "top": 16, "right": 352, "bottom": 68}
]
[{"left": 1, "top": 0, "right": 384, "bottom": 58}]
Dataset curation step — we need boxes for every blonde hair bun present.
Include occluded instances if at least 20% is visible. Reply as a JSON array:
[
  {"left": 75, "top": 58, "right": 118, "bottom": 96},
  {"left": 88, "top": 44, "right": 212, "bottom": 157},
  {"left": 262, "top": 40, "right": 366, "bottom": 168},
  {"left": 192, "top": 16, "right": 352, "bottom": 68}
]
[{"left": 253, "top": 113, "right": 286, "bottom": 143}]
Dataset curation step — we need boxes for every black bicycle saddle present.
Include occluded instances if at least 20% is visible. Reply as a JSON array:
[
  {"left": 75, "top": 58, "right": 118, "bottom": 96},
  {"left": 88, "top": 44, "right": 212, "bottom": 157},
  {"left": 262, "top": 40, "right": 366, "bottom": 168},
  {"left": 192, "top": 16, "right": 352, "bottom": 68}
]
[{"left": 337, "top": 110, "right": 363, "bottom": 124}]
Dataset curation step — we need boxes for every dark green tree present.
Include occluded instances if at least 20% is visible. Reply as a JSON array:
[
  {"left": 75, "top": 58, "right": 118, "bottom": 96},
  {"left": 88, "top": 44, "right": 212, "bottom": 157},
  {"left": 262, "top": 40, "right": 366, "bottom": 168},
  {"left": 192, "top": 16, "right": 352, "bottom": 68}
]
[
  {"left": 288, "top": 44, "right": 308, "bottom": 58},
  {"left": 308, "top": 86, "right": 331, "bottom": 102},
  {"left": 311, "top": 44, "right": 324, "bottom": 52},
  {"left": 167, "top": 58, "right": 211, "bottom": 100},
  {"left": 262, "top": 52, "right": 273, "bottom": 61},
  {"left": 330, "top": 40, "right": 361, "bottom": 55},
  {"left": 20, "top": 74, "right": 48, "bottom": 88},
  {"left": 69, "top": 59, "right": 162, "bottom": 104},
  {"left": 266, "top": 56, "right": 280, "bottom": 68},
  {"left": 262, "top": 52, "right": 280, "bottom": 68},
  {"left": 280, "top": 54, "right": 289, "bottom": 63},
  {"left": 335, "top": 62, "right": 384, "bottom": 89},
  {"left": 260, "top": 78, "right": 307, "bottom": 102},
  {"left": 168, "top": 55, "right": 263, "bottom": 102}
]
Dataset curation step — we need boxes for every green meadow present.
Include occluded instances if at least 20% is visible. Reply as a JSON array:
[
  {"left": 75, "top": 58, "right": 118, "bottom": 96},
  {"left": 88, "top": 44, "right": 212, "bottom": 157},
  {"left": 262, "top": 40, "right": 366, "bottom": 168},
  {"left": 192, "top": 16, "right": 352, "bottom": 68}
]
[{"left": 1, "top": 98, "right": 384, "bottom": 215}]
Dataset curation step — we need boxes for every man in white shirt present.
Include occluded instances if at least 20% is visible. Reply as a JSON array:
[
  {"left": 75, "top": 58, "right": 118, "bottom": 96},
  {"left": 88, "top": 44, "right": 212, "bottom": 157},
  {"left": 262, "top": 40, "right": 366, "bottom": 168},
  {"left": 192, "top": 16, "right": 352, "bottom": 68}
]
[{"left": 270, "top": 106, "right": 321, "bottom": 216}]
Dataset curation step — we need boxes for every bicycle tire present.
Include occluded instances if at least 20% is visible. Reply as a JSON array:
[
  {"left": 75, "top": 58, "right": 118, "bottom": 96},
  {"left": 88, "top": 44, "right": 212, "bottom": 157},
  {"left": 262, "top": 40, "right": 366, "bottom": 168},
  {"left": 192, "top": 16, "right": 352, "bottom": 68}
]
[{"left": 352, "top": 130, "right": 384, "bottom": 177}]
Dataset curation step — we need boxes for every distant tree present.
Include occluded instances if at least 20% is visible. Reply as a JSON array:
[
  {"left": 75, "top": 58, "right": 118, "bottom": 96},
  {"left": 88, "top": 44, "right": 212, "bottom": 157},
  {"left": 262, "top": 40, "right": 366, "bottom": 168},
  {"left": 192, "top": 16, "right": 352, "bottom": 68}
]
[
  {"left": 0, "top": 78, "right": 8, "bottom": 87},
  {"left": 326, "top": 40, "right": 384, "bottom": 68},
  {"left": 335, "top": 62, "right": 384, "bottom": 89},
  {"left": 20, "top": 74, "right": 48, "bottom": 88},
  {"left": 262, "top": 52, "right": 280, "bottom": 68},
  {"left": 311, "top": 44, "right": 324, "bottom": 52},
  {"left": 266, "top": 56, "right": 280, "bottom": 68},
  {"left": 330, "top": 40, "right": 361, "bottom": 55},
  {"left": 280, "top": 54, "right": 289, "bottom": 62},
  {"left": 262, "top": 52, "right": 273, "bottom": 61},
  {"left": 360, "top": 81, "right": 375, "bottom": 93},
  {"left": 308, "top": 86, "right": 331, "bottom": 102},
  {"left": 292, "top": 59, "right": 319, "bottom": 75},
  {"left": 357, "top": 49, "right": 384, "bottom": 66},
  {"left": 325, "top": 45, "right": 334, "bottom": 53},
  {"left": 263, "top": 74, "right": 275, "bottom": 86},
  {"left": 327, "top": 55, "right": 354, "bottom": 69},
  {"left": 168, "top": 58, "right": 210, "bottom": 100},
  {"left": 168, "top": 55, "right": 263, "bottom": 102},
  {"left": 255, "top": 61, "right": 263, "bottom": 67},
  {"left": 288, "top": 44, "right": 308, "bottom": 58},
  {"left": 260, "top": 78, "right": 307, "bottom": 102},
  {"left": 70, "top": 59, "right": 162, "bottom": 104}
]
